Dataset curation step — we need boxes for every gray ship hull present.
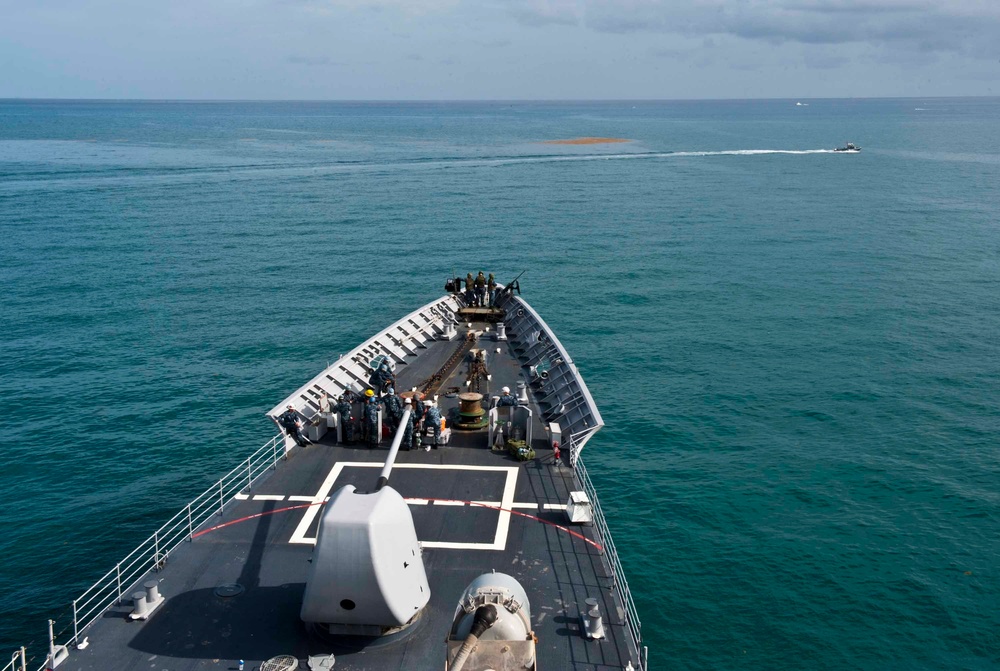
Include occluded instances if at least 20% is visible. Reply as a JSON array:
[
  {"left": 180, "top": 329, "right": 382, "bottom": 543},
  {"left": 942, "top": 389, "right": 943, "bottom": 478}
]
[{"left": 11, "top": 290, "right": 646, "bottom": 671}]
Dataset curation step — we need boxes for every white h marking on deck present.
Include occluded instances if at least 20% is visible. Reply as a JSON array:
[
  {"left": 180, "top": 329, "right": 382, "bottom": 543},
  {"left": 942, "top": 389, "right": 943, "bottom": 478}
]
[{"left": 289, "top": 462, "right": 519, "bottom": 551}]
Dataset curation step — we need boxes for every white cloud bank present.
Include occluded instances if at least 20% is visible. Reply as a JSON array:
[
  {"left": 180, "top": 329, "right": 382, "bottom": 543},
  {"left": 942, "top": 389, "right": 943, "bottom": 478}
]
[{"left": 505, "top": 0, "right": 1000, "bottom": 58}]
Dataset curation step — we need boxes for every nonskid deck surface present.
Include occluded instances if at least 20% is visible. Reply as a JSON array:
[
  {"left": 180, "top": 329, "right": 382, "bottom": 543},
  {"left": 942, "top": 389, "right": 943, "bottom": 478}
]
[
  {"left": 62, "top": 446, "right": 630, "bottom": 670},
  {"left": 59, "top": 317, "right": 635, "bottom": 670}
]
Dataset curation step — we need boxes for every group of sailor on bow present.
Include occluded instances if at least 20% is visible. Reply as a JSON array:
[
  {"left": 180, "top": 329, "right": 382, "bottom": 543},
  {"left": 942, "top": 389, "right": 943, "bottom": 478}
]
[
  {"left": 463, "top": 271, "right": 498, "bottom": 307},
  {"left": 278, "top": 381, "right": 445, "bottom": 453},
  {"left": 444, "top": 271, "right": 523, "bottom": 307},
  {"left": 275, "top": 288, "right": 525, "bottom": 454},
  {"left": 356, "top": 386, "right": 441, "bottom": 452},
  {"left": 279, "top": 380, "right": 518, "bottom": 453}
]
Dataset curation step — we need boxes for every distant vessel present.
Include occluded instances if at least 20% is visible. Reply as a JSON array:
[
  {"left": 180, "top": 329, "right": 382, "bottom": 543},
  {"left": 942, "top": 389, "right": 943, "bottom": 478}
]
[
  {"left": 7, "top": 278, "right": 647, "bottom": 671},
  {"left": 834, "top": 142, "right": 861, "bottom": 152},
  {"left": 795, "top": 101, "right": 809, "bottom": 106}
]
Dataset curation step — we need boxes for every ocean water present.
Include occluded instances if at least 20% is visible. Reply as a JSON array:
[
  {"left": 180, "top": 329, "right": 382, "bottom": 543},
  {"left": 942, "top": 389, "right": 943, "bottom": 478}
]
[{"left": 1, "top": 98, "right": 999, "bottom": 670}]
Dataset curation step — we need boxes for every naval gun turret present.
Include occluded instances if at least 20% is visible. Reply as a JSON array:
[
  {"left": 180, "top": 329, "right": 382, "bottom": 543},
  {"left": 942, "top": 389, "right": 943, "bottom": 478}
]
[
  {"left": 446, "top": 571, "right": 537, "bottom": 671},
  {"left": 300, "top": 408, "right": 430, "bottom": 636}
]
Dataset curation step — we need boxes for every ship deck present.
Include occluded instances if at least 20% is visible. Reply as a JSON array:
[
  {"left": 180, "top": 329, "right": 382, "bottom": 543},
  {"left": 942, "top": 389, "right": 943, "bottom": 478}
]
[{"left": 57, "top": 297, "right": 640, "bottom": 671}]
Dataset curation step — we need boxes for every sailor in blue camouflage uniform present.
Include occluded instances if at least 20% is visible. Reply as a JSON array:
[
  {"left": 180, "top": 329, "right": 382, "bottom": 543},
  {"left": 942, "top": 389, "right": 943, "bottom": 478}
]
[
  {"left": 372, "top": 357, "right": 395, "bottom": 395},
  {"left": 278, "top": 404, "right": 312, "bottom": 447},
  {"left": 412, "top": 393, "right": 426, "bottom": 432},
  {"left": 335, "top": 394, "right": 354, "bottom": 443},
  {"left": 363, "top": 389, "right": 380, "bottom": 448},
  {"left": 424, "top": 400, "right": 442, "bottom": 450},
  {"left": 400, "top": 397, "right": 417, "bottom": 450},
  {"left": 382, "top": 387, "right": 403, "bottom": 431},
  {"left": 496, "top": 386, "right": 518, "bottom": 407}
]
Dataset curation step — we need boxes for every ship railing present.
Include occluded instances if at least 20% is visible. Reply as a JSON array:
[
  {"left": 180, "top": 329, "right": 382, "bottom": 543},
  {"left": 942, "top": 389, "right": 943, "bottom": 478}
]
[
  {"left": 43, "top": 433, "right": 287, "bottom": 663},
  {"left": 3, "top": 648, "right": 26, "bottom": 671},
  {"left": 567, "top": 426, "right": 599, "bottom": 467},
  {"left": 576, "top": 454, "right": 649, "bottom": 671},
  {"left": 504, "top": 296, "right": 605, "bottom": 457}
]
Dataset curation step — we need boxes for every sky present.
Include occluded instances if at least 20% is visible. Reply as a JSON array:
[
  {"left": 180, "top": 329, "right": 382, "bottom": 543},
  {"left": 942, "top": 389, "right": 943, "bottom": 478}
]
[{"left": 1, "top": 0, "right": 998, "bottom": 99}]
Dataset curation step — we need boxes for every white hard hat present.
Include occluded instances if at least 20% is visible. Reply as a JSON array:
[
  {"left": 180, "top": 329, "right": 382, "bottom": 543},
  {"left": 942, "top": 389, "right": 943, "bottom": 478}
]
[
  {"left": 404, "top": 397, "right": 412, "bottom": 405},
  {"left": 502, "top": 386, "right": 510, "bottom": 394}
]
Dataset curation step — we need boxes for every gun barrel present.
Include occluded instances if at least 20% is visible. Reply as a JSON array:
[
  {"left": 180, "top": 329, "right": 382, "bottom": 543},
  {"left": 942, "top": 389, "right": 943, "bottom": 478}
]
[
  {"left": 503, "top": 269, "right": 526, "bottom": 292},
  {"left": 375, "top": 408, "right": 413, "bottom": 491}
]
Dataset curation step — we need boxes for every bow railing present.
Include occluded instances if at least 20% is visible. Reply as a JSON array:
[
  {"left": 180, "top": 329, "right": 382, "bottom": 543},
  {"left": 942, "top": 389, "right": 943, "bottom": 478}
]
[
  {"left": 576, "top": 455, "right": 648, "bottom": 670},
  {"left": 25, "top": 433, "right": 286, "bottom": 670}
]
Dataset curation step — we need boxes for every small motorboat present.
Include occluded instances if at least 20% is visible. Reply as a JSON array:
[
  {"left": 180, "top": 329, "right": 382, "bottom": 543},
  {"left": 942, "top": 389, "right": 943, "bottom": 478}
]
[{"left": 834, "top": 142, "right": 861, "bottom": 152}]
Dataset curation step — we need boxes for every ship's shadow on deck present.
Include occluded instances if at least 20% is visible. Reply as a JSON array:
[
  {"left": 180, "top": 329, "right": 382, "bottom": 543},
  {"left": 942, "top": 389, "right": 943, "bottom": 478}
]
[
  {"left": 126, "top": 498, "right": 311, "bottom": 660},
  {"left": 126, "top": 583, "right": 309, "bottom": 660}
]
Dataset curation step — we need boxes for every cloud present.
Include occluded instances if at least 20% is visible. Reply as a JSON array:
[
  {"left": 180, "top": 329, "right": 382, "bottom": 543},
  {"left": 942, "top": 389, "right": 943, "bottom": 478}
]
[
  {"left": 280, "top": 0, "right": 461, "bottom": 16},
  {"left": 507, "top": 0, "right": 582, "bottom": 26},
  {"left": 801, "top": 49, "right": 852, "bottom": 69},
  {"left": 287, "top": 55, "right": 335, "bottom": 66},
  {"left": 506, "top": 0, "right": 1000, "bottom": 57}
]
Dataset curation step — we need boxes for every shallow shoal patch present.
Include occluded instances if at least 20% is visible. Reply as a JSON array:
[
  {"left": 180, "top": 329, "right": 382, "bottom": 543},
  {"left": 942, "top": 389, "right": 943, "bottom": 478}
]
[{"left": 541, "top": 137, "right": 631, "bottom": 145}]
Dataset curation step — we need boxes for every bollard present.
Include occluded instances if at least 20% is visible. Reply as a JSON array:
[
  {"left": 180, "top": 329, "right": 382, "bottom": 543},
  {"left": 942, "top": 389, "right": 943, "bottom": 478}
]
[
  {"left": 132, "top": 591, "right": 150, "bottom": 619},
  {"left": 144, "top": 580, "right": 160, "bottom": 603},
  {"left": 583, "top": 598, "right": 605, "bottom": 640},
  {"left": 131, "top": 580, "right": 164, "bottom": 620}
]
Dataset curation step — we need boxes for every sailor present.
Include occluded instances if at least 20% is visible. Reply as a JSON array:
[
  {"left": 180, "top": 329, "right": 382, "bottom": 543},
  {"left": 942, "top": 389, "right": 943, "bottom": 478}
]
[
  {"left": 474, "top": 271, "right": 487, "bottom": 306},
  {"left": 335, "top": 394, "right": 354, "bottom": 443},
  {"left": 412, "top": 392, "right": 426, "bottom": 432},
  {"left": 382, "top": 387, "right": 404, "bottom": 429},
  {"left": 424, "top": 400, "right": 443, "bottom": 450},
  {"left": 373, "top": 356, "right": 395, "bottom": 394},
  {"left": 363, "top": 389, "right": 380, "bottom": 448},
  {"left": 400, "top": 397, "right": 417, "bottom": 451},
  {"left": 278, "top": 404, "right": 312, "bottom": 447},
  {"left": 317, "top": 391, "right": 333, "bottom": 427},
  {"left": 487, "top": 273, "right": 497, "bottom": 306},
  {"left": 464, "top": 273, "right": 475, "bottom": 305},
  {"left": 496, "top": 386, "right": 518, "bottom": 407}
]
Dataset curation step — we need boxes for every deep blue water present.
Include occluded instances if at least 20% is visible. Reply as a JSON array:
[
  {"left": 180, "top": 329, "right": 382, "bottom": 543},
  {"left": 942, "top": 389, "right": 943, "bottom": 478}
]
[{"left": 1, "top": 99, "right": 999, "bottom": 669}]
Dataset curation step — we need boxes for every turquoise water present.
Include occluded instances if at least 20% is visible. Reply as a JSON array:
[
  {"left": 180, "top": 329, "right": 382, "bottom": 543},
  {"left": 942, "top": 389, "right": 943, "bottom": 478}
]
[{"left": 2, "top": 99, "right": 999, "bottom": 669}]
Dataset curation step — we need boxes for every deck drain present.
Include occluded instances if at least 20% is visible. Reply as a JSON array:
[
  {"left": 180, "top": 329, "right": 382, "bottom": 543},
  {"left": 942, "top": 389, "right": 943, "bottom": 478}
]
[
  {"left": 213, "top": 583, "right": 244, "bottom": 598},
  {"left": 261, "top": 655, "right": 298, "bottom": 671}
]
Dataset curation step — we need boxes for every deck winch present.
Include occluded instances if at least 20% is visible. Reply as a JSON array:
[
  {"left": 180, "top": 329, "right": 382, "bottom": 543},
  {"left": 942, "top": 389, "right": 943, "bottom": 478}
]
[{"left": 454, "top": 392, "right": 488, "bottom": 430}]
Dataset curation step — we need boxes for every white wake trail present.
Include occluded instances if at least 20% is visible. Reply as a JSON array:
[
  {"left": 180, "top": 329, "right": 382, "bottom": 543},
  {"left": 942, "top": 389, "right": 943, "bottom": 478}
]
[
  {"left": 666, "top": 149, "right": 836, "bottom": 157},
  {"left": 478, "top": 149, "right": 840, "bottom": 167},
  {"left": 0, "top": 148, "right": 845, "bottom": 195}
]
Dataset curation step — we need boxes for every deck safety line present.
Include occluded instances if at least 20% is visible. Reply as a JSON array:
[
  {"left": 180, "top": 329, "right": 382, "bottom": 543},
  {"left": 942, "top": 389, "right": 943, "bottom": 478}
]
[
  {"left": 190, "top": 498, "right": 603, "bottom": 551},
  {"left": 423, "top": 498, "right": 603, "bottom": 551},
  {"left": 191, "top": 502, "right": 321, "bottom": 539}
]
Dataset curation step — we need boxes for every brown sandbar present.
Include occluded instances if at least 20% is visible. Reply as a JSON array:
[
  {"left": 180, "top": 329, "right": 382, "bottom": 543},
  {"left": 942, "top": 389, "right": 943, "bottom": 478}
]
[{"left": 541, "top": 137, "right": 630, "bottom": 145}]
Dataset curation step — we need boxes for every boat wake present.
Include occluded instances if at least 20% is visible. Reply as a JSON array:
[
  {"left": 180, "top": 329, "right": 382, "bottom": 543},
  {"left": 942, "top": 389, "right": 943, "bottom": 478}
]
[
  {"left": 475, "top": 148, "right": 838, "bottom": 167},
  {"left": 0, "top": 147, "right": 843, "bottom": 194},
  {"left": 663, "top": 149, "right": 835, "bottom": 157}
]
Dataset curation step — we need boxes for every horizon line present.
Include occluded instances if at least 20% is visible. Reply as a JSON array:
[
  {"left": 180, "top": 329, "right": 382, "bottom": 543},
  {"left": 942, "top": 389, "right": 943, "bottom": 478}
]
[{"left": 1, "top": 95, "right": 998, "bottom": 104}]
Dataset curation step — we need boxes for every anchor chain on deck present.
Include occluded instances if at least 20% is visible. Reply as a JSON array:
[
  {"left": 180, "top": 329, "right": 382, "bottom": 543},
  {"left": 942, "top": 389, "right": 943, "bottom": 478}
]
[{"left": 418, "top": 331, "right": 477, "bottom": 397}]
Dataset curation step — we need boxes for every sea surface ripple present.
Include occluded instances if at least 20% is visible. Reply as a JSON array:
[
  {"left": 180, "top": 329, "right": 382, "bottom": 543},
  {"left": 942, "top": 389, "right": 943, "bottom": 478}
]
[{"left": 1, "top": 98, "right": 999, "bottom": 670}]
